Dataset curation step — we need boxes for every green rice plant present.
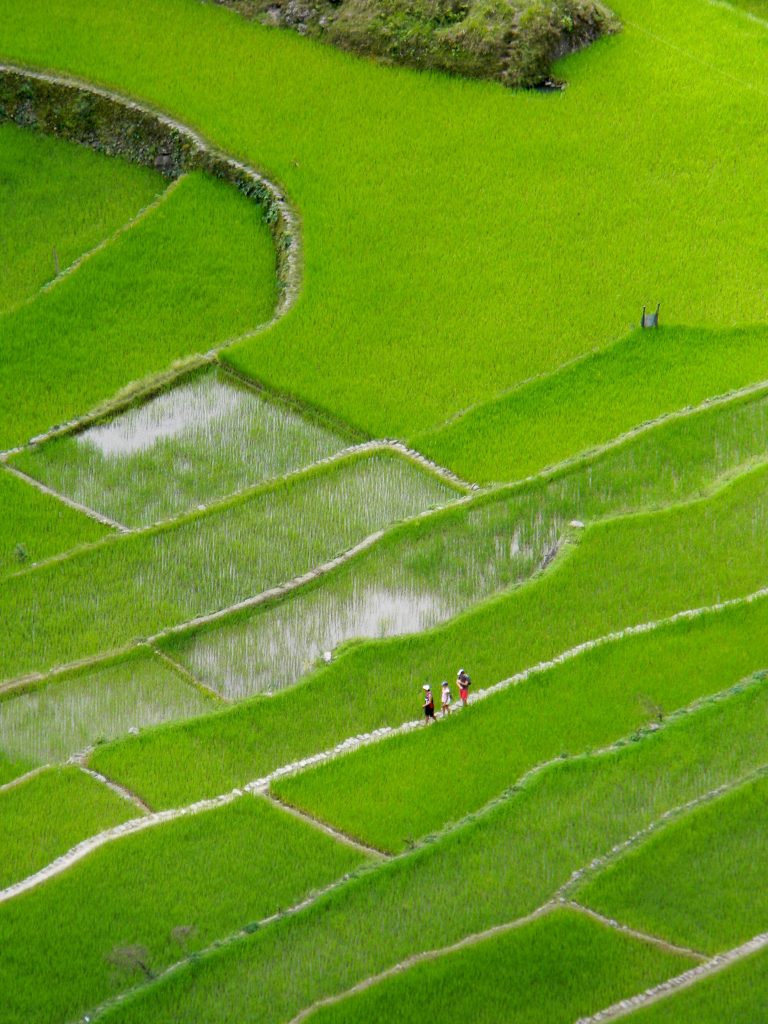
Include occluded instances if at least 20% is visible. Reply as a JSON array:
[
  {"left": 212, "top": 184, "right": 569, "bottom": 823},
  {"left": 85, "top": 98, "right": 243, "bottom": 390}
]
[
  {"left": 0, "top": 652, "right": 214, "bottom": 766},
  {"left": 97, "top": 678, "right": 768, "bottom": 1024},
  {"left": 725, "top": 0, "right": 768, "bottom": 18},
  {"left": 171, "top": 383, "right": 768, "bottom": 699},
  {"left": 576, "top": 772, "right": 768, "bottom": 955},
  {"left": 0, "top": 451, "right": 456, "bottom": 681},
  {"left": 0, "top": 751, "right": 35, "bottom": 787},
  {"left": 0, "top": 465, "right": 109, "bottom": 577},
  {"left": 94, "top": 462, "right": 768, "bottom": 809},
  {"left": 414, "top": 326, "right": 768, "bottom": 484},
  {"left": 2, "top": 0, "right": 768, "bottom": 472},
  {"left": 0, "top": 795, "right": 368, "bottom": 1024},
  {"left": 0, "top": 765, "right": 135, "bottom": 890},
  {"left": 272, "top": 594, "right": 768, "bottom": 852},
  {"left": 0, "top": 172, "right": 276, "bottom": 450},
  {"left": 0, "top": 121, "right": 162, "bottom": 313},
  {"left": 630, "top": 945, "right": 768, "bottom": 1023},
  {"left": 309, "top": 909, "right": 693, "bottom": 1024},
  {"left": 12, "top": 368, "right": 354, "bottom": 527}
]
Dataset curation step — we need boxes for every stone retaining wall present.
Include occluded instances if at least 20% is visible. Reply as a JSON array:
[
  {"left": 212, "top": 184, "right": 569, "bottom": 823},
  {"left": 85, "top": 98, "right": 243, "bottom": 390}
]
[{"left": 0, "top": 64, "right": 299, "bottom": 314}]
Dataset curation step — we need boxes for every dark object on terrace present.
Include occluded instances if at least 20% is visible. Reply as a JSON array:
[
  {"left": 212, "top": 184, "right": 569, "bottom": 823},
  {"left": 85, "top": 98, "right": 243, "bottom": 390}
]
[{"left": 641, "top": 303, "right": 660, "bottom": 329}]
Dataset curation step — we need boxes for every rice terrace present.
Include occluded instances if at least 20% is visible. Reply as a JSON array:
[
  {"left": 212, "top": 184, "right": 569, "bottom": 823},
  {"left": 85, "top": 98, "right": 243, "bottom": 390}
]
[{"left": 3, "top": 0, "right": 768, "bottom": 1020}]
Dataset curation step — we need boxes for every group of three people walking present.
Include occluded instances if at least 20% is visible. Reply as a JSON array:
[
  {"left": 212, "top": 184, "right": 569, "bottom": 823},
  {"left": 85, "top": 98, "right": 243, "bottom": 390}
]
[{"left": 423, "top": 669, "right": 471, "bottom": 722}]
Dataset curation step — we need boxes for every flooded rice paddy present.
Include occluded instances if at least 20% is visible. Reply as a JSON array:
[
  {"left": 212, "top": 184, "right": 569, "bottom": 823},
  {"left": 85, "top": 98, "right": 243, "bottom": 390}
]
[
  {"left": 12, "top": 369, "right": 353, "bottom": 527},
  {"left": 1, "top": 451, "right": 459, "bottom": 681},
  {"left": 170, "top": 388, "right": 768, "bottom": 698},
  {"left": 0, "top": 656, "right": 211, "bottom": 765}
]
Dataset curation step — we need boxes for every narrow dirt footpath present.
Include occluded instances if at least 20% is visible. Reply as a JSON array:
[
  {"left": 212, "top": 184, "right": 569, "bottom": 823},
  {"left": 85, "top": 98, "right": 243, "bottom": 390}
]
[
  {"left": 285, "top": 904, "right": 559, "bottom": 1024},
  {"left": 562, "top": 901, "right": 707, "bottom": 962},
  {"left": 264, "top": 790, "right": 390, "bottom": 859},
  {"left": 0, "top": 461, "right": 128, "bottom": 532},
  {"left": 575, "top": 929, "right": 768, "bottom": 1022}
]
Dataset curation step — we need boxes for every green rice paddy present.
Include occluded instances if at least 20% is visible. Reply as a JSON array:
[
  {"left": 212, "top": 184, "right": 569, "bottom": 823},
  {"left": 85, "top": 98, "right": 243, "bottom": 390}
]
[
  {"left": 170, "top": 381, "right": 768, "bottom": 699},
  {"left": 271, "top": 595, "right": 768, "bottom": 852},
  {"left": 0, "top": 751, "right": 35, "bottom": 787},
  {"left": 0, "top": 121, "right": 162, "bottom": 314},
  {"left": 0, "top": 465, "right": 109, "bottom": 577},
  {"left": 4, "top": 0, "right": 768, "bottom": 1016},
  {"left": 1, "top": 0, "right": 767, "bottom": 457},
  {"left": 308, "top": 910, "right": 692, "bottom": 1024},
  {"left": 0, "top": 766, "right": 134, "bottom": 890},
  {"left": 416, "top": 326, "right": 768, "bottom": 483},
  {"left": 96, "top": 679, "right": 768, "bottom": 1023},
  {"left": 0, "top": 795, "right": 368, "bottom": 1024},
  {"left": 93, "top": 463, "right": 768, "bottom": 809},
  {"left": 0, "top": 171, "right": 276, "bottom": 450},
  {"left": 576, "top": 771, "right": 768, "bottom": 954}
]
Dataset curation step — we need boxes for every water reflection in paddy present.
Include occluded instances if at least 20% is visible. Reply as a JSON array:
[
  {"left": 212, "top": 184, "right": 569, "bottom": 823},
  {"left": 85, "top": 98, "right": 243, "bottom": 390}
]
[{"left": 13, "top": 369, "right": 353, "bottom": 527}]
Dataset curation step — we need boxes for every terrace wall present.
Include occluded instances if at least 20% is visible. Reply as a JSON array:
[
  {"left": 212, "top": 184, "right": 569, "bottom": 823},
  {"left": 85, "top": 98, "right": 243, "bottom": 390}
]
[{"left": 0, "top": 65, "right": 299, "bottom": 315}]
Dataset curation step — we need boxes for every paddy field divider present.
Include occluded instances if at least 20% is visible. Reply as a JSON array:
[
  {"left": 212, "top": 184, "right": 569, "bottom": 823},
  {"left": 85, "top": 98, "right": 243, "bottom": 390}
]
[
  {"left": 284, "top": 900, "right": 705, "bottom": 1024},
  {"left": 559, "top": 901, "right": 707, "bottom": 962},
  {"left": 708, "top": 0, "right": 768, "bottom": 30},
  {"left": 3, "top": 174, "right": 187, "bottom": 319},
  {"left": 148, "top": 646, "right": 228, "bottom": 704},
  {"left": 75, "top": 763, "right": 153, "bottom": 815},
  {"left": 4, "top": 649, "right": 766, "bottom": 910},
  {"left": 284, "top": 904, "right": 560, "bottom": 1024},
  {"left": 264, "top": 790, "right": 389, "bottom": 859},
  {"left": 0, "top": 61, "right": 300, "bottom": 461},
  {"left": 9, "top": 368, "right": 768, "bottom": 706},
  {"left": 555, "top": 761, "right": 768, "bottom": 902},
  {"left": 0, "top": 764, "right": 50, "bottom": 795},
  {"left": 0, "top": 461, "right": 129, "bottom": 532},
  {"left": 72, "top": 734, "right": 755, "bottom": 1024},
  {"left": 575, "top": 928, "right": 768, "bottom": 1022}
]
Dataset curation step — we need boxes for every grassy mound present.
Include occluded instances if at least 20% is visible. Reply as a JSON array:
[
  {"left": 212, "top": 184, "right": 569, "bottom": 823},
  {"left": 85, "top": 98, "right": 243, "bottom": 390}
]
[{"left": 229, "top": 0, "right": 618, "bottom": 89}]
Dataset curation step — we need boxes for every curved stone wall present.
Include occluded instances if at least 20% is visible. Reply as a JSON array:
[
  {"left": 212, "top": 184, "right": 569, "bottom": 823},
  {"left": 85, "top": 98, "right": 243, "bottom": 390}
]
[{"left": 0, "top": 64, "right": 300, "bottom": 316}]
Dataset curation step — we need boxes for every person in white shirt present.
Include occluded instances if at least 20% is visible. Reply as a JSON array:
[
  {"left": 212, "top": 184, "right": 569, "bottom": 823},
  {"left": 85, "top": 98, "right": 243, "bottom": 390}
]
[{"left": 441, "top": 680, "right": 452, "bottom": 716}]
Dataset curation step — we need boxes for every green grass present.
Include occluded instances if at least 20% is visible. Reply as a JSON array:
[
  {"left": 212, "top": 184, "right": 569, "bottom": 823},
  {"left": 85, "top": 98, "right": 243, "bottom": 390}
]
[
  {"left": 0, "top": 121, "right": 162, "bottom": 314},
  {"left": 272, "top": 593, "right": 768, "bottom": 852},
  {"left": 0, "top": 794, "right": 368, "bottom": 1024},
  {"left": 415, "top": 326, "right": 768, "bottom": 483},
  {"left": 12, "top": 367, "right": 353, "bottom": 527},
  {"left": 171, "top": 381, "right": 768, "bottom": 699},
  {"left": 5, "top": 1, "right": 768, "bottom": 1016},
  {"left": 1, "top": 0, "right": 768, "bottom": 477},
  {"left": 726, "top": 0, "right": 768, "bottom": 18},
  {"left": 0, "top": 465, "right": 109, "bottom": 577},
  {"left": 310, "top": 910, "right": 692, "bottom": 1024},
  {"left": 0, "top": 652, "right": 213, "bottom": 766},
  {"left": 0, "top": 751, "right": 34, "bottom": 787},
  {"left": 0, "top": 765, "right": 135, "bottom": 890},
  {"left": 577, "top": 772, "right": 768, "bottom": 955},
  {"left": 93, "top": 461, "right": 768, "bottom": 809},
  {"left": 0, "top": 171, "right": 276, "bottom": 450},
  {"left": 97, "top": 678, "right": 768, "bottom": 1024},
  {"left": 0, "top": 451, "right": 455, "bottom": 681},
  {"left": 631, "top": 945, "right": 768, "bottom": 1023}
]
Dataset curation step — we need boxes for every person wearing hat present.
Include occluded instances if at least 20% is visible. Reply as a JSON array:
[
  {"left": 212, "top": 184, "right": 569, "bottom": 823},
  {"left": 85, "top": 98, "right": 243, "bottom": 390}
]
[
  {"left": 440, "top": 680, "right": 453, "bottom": 716},
  {"left": 422, "top": 684, "right": 435, "bottom": 723},
  {"left": 457, "top": 668, "right": 472, "bottom": 706}
]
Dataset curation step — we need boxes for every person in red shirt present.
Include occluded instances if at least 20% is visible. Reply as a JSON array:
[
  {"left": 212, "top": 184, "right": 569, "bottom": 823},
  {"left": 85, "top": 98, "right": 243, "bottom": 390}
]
[{"left": 457, "top": 668, "right": 472, "bottom": 706}]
